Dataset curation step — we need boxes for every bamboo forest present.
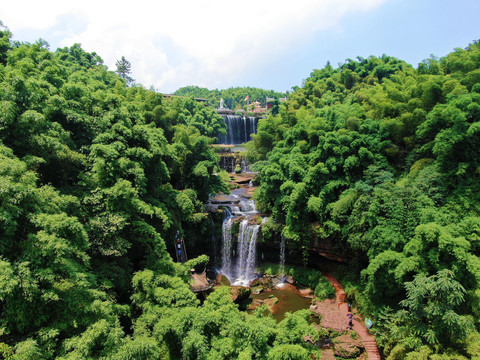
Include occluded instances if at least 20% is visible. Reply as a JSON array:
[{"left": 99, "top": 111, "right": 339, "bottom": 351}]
[{"left": 0, "top": 21, "right": 480, "bottom": 360}]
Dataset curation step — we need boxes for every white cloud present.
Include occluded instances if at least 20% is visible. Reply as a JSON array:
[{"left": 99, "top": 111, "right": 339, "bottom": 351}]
[{"left": 1, "top": 0, "right": 388, "bottom": 92}]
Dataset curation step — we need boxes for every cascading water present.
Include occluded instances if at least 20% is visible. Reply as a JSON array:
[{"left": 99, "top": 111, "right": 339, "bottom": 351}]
[
  {"left": 217, "top": 115, "right": 258, "bottom": 145},
  {"left": 220, "top": 208, "right": 234, "bottom": 278},
  {"left": 234, "top": 220, "right": 260, "bottom": 286},
  {"left": 210, "top": 217, "right": 217, "bottom": 269},
  {"left": 241, "top": 157, "right": 250, "bottom": 172},
  {"left": 218, "top": 155, "right": 251, "bottom": 173},
  {"left": 279, "top": 235, "right": 286, "bottom": 284},
  {"left": 218, "top": 190, "right": 263, "bottom": 286}
]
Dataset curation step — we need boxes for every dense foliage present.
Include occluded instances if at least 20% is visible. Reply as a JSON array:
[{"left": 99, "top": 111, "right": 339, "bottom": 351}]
[
  {"left": 0, "top": 23, "right": 330, "bottom": 359},
  {"left": 0, "top": 26, "right": 322, "bottom": 359},
  {"left": 174, "top": 86, "right": 286, "bottom": 110},
  {"left": 249, "top": 43, "right": 480, "bottom": 358},
  {"left": 2, "top": 18, "right": 480, "bottom": 359}
]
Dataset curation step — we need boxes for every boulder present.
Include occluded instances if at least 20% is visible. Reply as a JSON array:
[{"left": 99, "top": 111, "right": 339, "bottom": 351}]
[
  {"left": 258, "top": 276, "right": 274, "bottom": 289},
  {"left": 263, "top": 296, "right": 278, "bottom": 313},
  {"left": 247, "top": 298, "right": 264, "bottom": 310},
  {"left": 297, "top": 288, "right": 315, "bottom": 298},
  {"left": 231, "top": 286, "right": 251, "bottom": 303},
  {"left": 240, "top": 192, "right": 252, "bottom": 199},
  {"left": 211, "top": 194, "right": 240, "bottom": 204},
  {"left": 249, "top": 278, "right": 261, "bottom": 287},
  {"left": 251, "top": 286, "right": 263, "bottom": 295},
  {"left": 215, "top": 274, "right": 231, "bottom": 286}
]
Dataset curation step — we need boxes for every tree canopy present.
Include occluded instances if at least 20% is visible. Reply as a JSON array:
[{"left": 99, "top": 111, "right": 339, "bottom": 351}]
[
  {"left": 174, "top": 85, "right": 287, "bottom": 110},
  {"left": 1, "top": 20, "right": 480, "bottom": 360},
  {"left": 247, "top": 42, "right": 480, "bottom": 358}
]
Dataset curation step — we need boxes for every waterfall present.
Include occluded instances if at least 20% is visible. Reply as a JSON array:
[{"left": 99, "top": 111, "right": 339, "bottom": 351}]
[
  {"left": 215, "top": 191, "right": 264, "bottom": 286},
  {"left": 220, "top": 208, "right": 233, "bottom": 279},
  {"left": 219, "top": 156, "right": 236, "bottom": 173},
  {"left": 218, "top": 155, "right": 250, "bottom": 173},
  {"left": 243, "top": 116, "right": 247, "bottom": 143},
  {"left": 279, "top": 235, "right": 286, "bottom": 283},
  {"left": 250, "top": 116, "right": 256, "bottom": 139},
  {"left": 241, "top": 157, "right": 250, "bottom": 173},
  {"left": 212, "top": 183, "right": 268, "bottom": 286},
  {"left": 210, "top": 217, "right": 217, "bottom": 269},
  {"left": 234, "top": 220, "right": 260, "bottom": 286},
  {"left": 217, "top": 115, "right": 258, "bottom": 145}
]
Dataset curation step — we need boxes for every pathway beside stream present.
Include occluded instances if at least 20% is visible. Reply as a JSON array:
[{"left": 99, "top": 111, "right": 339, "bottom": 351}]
[{"left": 310, "top": 273, "right": 382, "bottom": 360}]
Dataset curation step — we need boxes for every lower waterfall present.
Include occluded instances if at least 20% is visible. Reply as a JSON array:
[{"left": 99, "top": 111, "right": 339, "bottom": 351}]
[
  {"left": 234, "top": 219, "right": 260, "bottom": 286},
  {"left": 216, "top": 191, "right": 263, "bottom": 286},
  {"left": 279, "top": 235, "right": 286, "bottom": 284},
  {"left": 220, "top": 208, "right": 233, "bottom": 278}
]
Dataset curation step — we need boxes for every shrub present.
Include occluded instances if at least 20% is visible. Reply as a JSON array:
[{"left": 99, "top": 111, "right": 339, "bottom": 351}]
[{"left": 314, "top": 277, "right": 335, "bottom": 300}]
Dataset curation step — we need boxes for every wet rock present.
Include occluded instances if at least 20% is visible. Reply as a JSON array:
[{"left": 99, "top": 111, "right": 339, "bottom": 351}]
[
  {"left": 297, "top": 288, "right": 315, "bottom": 298},
  {"left": 284, "top": 275, "right": 295, "bottom": 284},
  {"left": 250, "top": 276, "right": 274, "bottom": 290},
  {"left": 231, "top": 286, "right": 251, "bottom": 303},
  {"left": 251, "top": 286, "right": 263, "bottom": 295},
  {"left": 231, "top": 174, "right": 252, "bottom": 185},
  {"left": 211, "top": 194, "right": 240, "bottom": 204},
  {"left": 263, "top": 296, "right": 278, "bottom": 313},
  {"left": 247, "top": 298, "right": 264, "bottom": 310},
  {"left": 215, "top": 274, "right": 231, "bottom": 286},
  {"left": 249, "top": 278, "right": 260, "bottom": 287},
  {"left": 240, "top": 192, "right": 252, "bottom": 199},
  {"left": 271, "top": 277, "right": 283, "bottom": 287}
]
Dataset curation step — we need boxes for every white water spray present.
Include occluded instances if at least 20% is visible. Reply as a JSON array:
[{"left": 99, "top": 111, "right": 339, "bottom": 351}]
[
  {"left": 220, "top": 208, "right": 234, "bottom": 278},
  {"left": 233, "top": 220, "right": 260, "bottom": 286},
  {"left": 279, "top": 235, "right": 286, "bottom": 283}
]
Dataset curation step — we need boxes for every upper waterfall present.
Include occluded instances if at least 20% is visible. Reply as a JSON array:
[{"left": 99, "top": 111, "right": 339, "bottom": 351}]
[{"left": 217, "top": 115, "right": 258, "bottom": 145}]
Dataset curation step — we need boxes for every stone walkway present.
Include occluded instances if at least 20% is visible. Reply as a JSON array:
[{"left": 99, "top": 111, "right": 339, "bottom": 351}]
[{"left": 310, "top": 273, "right": 381, "bottom": 360}]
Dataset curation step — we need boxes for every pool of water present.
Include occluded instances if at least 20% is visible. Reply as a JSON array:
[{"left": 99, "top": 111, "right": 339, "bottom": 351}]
[{"left": 246, "top": 283, "right": 312, "bottom": 322}]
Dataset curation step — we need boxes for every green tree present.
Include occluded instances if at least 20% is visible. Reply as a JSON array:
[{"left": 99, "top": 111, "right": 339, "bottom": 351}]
[{"left": 115, "top": 56, "right": 134, "bottom": 85}]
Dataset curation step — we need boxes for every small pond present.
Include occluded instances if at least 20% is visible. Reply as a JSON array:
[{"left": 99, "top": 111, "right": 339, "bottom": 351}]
[{"left": 245, "top": 283, "right": 312, "bottom": 322}]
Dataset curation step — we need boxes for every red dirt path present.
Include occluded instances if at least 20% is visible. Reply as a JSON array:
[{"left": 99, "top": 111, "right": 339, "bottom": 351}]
[{"left": 311, "top": 273, "right": 382, "bottom": 360}]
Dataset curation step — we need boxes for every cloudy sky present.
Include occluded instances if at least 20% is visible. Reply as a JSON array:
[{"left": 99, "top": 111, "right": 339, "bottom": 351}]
[{"left": 1, "top": 0, "right": 479, "bottom": 93}]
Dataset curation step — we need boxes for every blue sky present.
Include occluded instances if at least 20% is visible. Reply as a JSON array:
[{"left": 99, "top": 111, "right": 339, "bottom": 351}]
[{"left": 1, "top": 0, "right": 479, "bottom": 93}]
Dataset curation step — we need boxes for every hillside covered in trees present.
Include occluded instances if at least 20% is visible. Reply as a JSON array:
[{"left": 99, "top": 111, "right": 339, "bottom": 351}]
[
  {"left": 0, "top": 23, "right": 331, "bottom": 360},
  {"left": 1, "top": 17, "right": 480, "bottom": 359},
  {"left": 174, "top": 86, "right": 286, "bottom": 110},
  {"left": 248, "top": 42, "right": 480, "bottom": 358}
]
